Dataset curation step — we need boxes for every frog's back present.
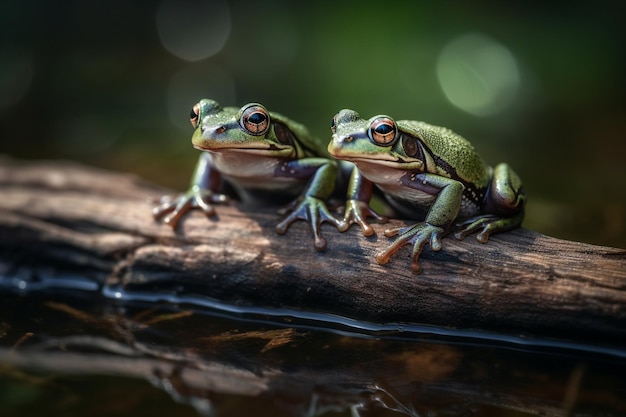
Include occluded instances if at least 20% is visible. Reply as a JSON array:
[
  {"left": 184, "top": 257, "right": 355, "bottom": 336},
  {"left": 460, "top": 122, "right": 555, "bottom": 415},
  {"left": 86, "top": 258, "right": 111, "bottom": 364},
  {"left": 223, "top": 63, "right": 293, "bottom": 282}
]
[{"left": 399, "top": 120, "right": 490, "bottom": 188}]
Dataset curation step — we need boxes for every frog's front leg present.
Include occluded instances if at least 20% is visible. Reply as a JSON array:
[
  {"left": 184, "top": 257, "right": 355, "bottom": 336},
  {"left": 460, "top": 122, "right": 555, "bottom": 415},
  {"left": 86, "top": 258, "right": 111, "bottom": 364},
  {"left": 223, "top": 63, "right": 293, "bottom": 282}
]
[
  {"left": 378, "top": 173, "right": 463, "bottom": 273},
  {"left": 275, "top": 158, "right": 343, "bottom": 251},
  {"left": 339, "top": 167, "right": 388, "bottom": 237},
  {"left": 455, "top": 163, "right": 526, "bottom": 242},
  {"left": 153, "top": 153, "right": 230, "bottom": 227}
]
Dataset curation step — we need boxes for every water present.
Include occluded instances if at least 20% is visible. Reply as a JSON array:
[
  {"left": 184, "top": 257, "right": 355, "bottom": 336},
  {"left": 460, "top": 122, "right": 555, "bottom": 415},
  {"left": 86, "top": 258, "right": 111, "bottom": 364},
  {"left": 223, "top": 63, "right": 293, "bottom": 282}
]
[{"left": 1, "top": 282, "right": 625, "bottom": 417}]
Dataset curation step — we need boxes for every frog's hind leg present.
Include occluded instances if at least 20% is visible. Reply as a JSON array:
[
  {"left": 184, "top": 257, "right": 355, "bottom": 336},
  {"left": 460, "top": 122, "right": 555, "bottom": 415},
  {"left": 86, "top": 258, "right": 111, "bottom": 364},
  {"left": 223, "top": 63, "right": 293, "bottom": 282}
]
[
  {"left": 483, "top": 163, "right": 526, "bottom": 215},
  {"left": 454, "top": 211, "right": 523, "bottom": 243},
  {"left": 455, "top": 163, "right": 526, "bottom": 243}
]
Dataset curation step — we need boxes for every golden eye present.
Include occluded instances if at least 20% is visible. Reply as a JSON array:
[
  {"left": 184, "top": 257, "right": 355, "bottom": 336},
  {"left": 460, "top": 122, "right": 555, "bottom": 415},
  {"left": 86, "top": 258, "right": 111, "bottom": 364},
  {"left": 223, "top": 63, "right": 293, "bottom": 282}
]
[
  {"left": 369, "top": 116, "right": 397, "bottom": 145},
  {"left": 240, "top": 104, "right": 270, "bottom": 136},
  {"left": 190, "top": 103, "right": 200, "bottom": 129}
]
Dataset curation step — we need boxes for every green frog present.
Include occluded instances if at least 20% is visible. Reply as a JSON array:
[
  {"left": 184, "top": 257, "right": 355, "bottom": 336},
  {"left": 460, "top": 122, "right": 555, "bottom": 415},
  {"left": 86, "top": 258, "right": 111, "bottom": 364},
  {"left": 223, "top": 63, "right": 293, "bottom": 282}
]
[
  {"left": 153, "top": 99, "right": 342, "bottom": 250},
  {"left": 328, "top": 109, "right": 526, "bottom": 273}
]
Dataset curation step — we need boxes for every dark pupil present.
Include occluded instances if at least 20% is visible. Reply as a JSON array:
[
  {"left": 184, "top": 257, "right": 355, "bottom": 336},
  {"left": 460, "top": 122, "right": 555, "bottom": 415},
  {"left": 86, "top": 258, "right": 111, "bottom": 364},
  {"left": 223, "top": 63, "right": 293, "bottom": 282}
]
[
  {"left": 248, "top": 112, "right": 266, "bottom": 125},
  {"left": 375, "top": 124, "right": 393, "bottom": 135}
]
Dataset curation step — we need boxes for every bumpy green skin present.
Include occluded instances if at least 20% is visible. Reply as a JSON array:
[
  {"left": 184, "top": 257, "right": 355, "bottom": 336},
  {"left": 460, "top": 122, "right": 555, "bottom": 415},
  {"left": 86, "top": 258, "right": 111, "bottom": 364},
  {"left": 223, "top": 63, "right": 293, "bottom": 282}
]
[
  {"left": 400, "top": 121, "right": 489, "bottom": 188},
  {"left": 328, "top": 109, "right": 526, "bottom": 273},
  {"left": 153, "top": 99, "right": 342, "bottom": 251}
]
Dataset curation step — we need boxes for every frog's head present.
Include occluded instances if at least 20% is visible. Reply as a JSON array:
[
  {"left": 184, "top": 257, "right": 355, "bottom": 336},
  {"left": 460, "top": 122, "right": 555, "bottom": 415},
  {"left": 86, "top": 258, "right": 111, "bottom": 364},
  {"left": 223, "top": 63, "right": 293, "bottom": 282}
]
[
  {"left": 328, "top": 109, "right": 424, "bottom": 172},
  {"left": 190, "top": 99, "right": 299, "bottom": 158}
]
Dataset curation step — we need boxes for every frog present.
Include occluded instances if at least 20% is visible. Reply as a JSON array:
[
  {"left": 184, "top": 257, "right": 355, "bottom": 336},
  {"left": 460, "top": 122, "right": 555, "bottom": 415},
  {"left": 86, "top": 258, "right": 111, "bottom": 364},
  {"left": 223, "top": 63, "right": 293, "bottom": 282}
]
[
  {"left": 328, "top": 109, "right": 526, "bottom": 273},
  {"left": 153, "top": 99, "right": 343, "bottom": 250}
]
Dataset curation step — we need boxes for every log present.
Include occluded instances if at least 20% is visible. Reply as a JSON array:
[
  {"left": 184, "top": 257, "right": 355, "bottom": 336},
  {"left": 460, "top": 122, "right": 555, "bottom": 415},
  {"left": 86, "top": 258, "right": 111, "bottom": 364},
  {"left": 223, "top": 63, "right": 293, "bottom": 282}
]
[{"left": 1, "top": 156, "right": 625, "bottom": 350}]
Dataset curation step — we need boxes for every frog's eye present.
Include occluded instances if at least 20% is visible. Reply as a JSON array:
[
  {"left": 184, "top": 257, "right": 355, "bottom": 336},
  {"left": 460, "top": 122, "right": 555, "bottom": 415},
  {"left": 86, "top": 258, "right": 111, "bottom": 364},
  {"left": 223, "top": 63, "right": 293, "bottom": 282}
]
[
  {"left": 240, "top": 104, "right": 270, "bottom": 136},
  {"left": 369, "top": 117, "right": 397, "bottom": 145},
  {"left": 190, "top": 103, "right": 201, "bottom": 129}
]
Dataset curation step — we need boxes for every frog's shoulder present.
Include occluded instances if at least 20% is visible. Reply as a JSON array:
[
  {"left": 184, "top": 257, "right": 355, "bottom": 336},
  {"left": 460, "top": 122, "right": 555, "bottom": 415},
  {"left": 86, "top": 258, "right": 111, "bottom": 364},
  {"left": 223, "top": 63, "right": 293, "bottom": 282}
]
[
  {"left": 269, "top": 111, "right": 325, "bottom": 155},
  {"left": 398, "top": 120, "right": 489, "bottom": 185}
]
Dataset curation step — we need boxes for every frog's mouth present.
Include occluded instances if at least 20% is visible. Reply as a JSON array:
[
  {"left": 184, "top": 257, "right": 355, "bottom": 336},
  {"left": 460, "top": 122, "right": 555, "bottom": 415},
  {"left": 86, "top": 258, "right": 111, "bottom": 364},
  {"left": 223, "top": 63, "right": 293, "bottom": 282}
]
[
  {"left": 352, "top": 157, "right": 424, "bottom": 171},
  {"left": 328, "top": 142, "right": 410, "bottom": 167},
  {"left": 193, "top": 143, "right": 294, "bottom": 157},
  {"left": 332, "top": 153, "right": 424, "bottom": 171}
]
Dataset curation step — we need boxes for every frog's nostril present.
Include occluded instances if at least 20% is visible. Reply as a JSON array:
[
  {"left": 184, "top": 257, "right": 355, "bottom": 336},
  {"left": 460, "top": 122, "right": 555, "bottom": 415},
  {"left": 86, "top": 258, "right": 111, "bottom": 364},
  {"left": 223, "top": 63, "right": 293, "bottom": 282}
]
[
  {"left": 330, "top": 135, "right": 354, "bottom": 149},
  {"left": 334, "top": 135, "right": 353, "bottom": 144}
]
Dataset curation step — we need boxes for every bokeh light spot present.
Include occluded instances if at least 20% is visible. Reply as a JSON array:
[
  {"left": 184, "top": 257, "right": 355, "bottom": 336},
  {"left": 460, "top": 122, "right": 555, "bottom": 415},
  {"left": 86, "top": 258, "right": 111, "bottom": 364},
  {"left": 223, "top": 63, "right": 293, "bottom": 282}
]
[
  {"left": 156, "top": 0, "right": 231, "bottom": 62},
  {"left": 437, "top": 33, "right": 520, "bottom": 116}
]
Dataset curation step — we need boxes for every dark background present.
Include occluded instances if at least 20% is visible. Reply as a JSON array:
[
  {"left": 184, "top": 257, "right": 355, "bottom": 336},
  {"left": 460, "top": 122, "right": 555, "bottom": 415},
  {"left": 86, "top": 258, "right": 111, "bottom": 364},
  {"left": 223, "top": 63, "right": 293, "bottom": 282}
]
[{"left": 1, "top": 0, "right": 624, "bottom": 247}]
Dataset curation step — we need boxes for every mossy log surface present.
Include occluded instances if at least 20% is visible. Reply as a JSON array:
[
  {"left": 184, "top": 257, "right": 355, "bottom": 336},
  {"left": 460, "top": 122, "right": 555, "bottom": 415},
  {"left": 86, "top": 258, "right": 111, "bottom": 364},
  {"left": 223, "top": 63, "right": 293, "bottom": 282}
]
[{"left": 1, "top": 156, "right": 625, "bottom": 347}]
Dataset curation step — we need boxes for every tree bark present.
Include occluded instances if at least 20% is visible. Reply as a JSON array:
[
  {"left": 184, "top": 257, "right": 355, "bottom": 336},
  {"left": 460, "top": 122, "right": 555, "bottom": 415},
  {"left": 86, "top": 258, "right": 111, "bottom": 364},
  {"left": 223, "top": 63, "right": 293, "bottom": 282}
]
[{"left": 1, "top": 156, "right": 625, "bottom": 347}]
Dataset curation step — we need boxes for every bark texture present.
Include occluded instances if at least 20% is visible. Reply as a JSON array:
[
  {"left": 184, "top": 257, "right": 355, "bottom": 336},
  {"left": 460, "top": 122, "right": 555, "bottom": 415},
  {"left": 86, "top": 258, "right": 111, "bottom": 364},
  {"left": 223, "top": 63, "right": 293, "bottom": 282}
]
[{"left": 1, "top": 156, "right": 625, "bottom": 345}]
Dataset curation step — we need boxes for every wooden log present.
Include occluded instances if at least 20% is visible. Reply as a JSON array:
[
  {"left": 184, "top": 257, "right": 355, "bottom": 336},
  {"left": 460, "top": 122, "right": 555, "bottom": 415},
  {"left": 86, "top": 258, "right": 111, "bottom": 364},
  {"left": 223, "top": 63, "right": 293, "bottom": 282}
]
[{"left": 1, "top": 156, "right": 625, "bottom": 348}]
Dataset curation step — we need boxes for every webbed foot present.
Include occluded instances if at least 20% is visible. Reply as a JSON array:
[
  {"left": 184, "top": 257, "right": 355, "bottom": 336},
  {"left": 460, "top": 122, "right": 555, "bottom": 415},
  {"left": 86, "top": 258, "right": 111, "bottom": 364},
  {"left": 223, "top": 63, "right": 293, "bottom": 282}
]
[
  {"left": 376, "top": 222, "right": 445, "bottom": 274},
  {"left": 276, "top": 196, "right": 343, "bottom": 251},
  {"left": 454, "top": 211, "right": 524, "bottom": 243},
  {"left": 339, "top": 199, "right": 388, "bottom": 236},
  {"left": 152, "top": 186, "right": 230, "bottom": 228}
]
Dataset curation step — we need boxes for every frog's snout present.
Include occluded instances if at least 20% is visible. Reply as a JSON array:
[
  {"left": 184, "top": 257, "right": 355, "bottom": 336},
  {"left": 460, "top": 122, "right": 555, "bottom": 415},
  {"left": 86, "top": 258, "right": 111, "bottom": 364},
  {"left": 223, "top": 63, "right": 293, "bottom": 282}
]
[
  {"left": 328, "top": 134, "right": 353, "bottom": 156},
  {"left": 333, "top": 134, "right": 355, "bottom": 146},
  {"left": 201, "top": 125, "right": 227, "bottom": 136},
  {"left": 339, "top": 135, "right": 354, "bottom": 144}
]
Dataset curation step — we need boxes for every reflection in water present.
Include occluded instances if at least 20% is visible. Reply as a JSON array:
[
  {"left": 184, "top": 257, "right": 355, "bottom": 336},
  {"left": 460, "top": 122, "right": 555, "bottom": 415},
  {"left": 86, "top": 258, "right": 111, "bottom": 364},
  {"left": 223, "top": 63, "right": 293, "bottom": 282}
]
[
  {"left": 155, "top": 0, "right": 231, "bottom": 62},
  {"left": 1, "top": 294, "right": 626, "bottom": 417},
  {"left": 436, "top": 33, "right": 520, "bottom": 116}
]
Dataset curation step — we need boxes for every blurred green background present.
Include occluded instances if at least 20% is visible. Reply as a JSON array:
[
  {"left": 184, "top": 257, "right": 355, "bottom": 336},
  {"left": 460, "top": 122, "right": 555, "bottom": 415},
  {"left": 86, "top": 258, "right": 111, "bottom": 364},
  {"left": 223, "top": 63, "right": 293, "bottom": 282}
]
[{"left": 1, "top": 0, "right": 624, "bottom": 248}]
